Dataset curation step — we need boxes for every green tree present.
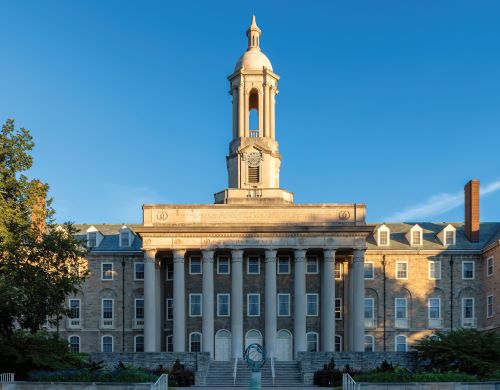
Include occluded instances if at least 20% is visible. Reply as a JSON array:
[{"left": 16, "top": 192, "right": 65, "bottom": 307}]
[{"left": 0, "top": 118, "right": 88, "bottom": 335}]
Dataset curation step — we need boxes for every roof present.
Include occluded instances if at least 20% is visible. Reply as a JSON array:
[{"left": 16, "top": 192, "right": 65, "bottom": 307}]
[{"left": 74, "top": 224, "right": 142, "bottom": 253}]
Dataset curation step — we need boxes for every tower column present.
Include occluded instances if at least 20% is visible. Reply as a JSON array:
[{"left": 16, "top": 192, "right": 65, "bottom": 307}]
[
  {"left": 294, "top": 249, "right": 307, "bottom": 358},
  {"left": 244, "top": 89, "right": 249, "bottom": 137},
  {"left": 173, "top": 249, "right": 186, "bottom": 352},
  {"left": 265, "top": 249, "right": 277, "bottom": 356},
  {"left": 231, "top": 250, "right": 244, "bottom": 358},
  {"left": 270, "top": 87, "right": 276, "bottom": 138},
  {"left": 348, "top": 259, "right": 354, "bottom": 351},
  {"left": 202, "top": 250, "right": 215, "bottom": 358},
  {"left": 264, "top": 84, "right": 270, "bottom": 137},
  {"left": 321, "top": 249, "right": 336, "bottom": 352},
  {"left": 238, "top": 81, "right": 244, "bottom": 138},
  {"left": 144, "top": 249, "right": 157, "bottom": 352},
  {"left": 258, "top": 90, "right": 264, "bottom": 136},
  {"left": 155, "top": 261, "right": 162, "bottom": 351},
  {"left": 352, "top": 249, "right": 365, "bottom": 352},
  {"left": 232, "top": 87, "right": 238, "bottom": 139}
]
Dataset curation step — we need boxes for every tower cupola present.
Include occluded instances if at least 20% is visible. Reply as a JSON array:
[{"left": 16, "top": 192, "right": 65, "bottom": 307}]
[{"left": 247, "top": 15, "right": 261, "bottom": 49}]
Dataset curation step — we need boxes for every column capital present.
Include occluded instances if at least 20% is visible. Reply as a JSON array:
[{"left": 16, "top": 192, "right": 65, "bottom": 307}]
[
  {"left": 172, "top": 249, "right": 186, "bottom": 263},
  {"left": 144, "top": 249, "right": 157, "bottom": 262},
  {"left": 264, "top": 249, "right": 277, "bottom": 262},
  {"left": 353, "top": 249, "right": 365, "bottom": 262},
  {"left": 231, "top": 249, "right": 244, "bottom": 262},
  {"left": 323, "top": 249, "right": 336, "bottom": 262},
  {"left": 202, "top": 250, "right": 215, "bottom": 263},
  {"left": 294, "top": 249, "right": 307, "bottom": 262}
]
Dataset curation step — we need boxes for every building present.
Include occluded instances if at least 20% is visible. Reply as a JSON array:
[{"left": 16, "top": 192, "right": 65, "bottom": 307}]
[{"left": 54, "top": 17, "right": 500, "bottom": 362}]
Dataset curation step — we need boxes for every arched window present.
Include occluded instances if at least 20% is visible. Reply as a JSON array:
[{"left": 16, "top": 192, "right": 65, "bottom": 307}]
[
  {"left": 306, "top": 332, "right": 318, "bottom": 352},
  {"left": 190, "top": 332, "right": 202, "bottom": 352},
  {"left": 248, "top": 89, "right": 259, "bottom": 137},
  {"left": 395, "top": 335, "right": 407, "bottom": 352},
  {"left": 102, "top": 335, "right": 113, "bottom": 352},
  {"left": 68, "top": 335, "right": 80, "bottom": 353},
  {"left": 167, "top": 335, "right": 173, "bottom": 352},
  {"left": 335, "top": 334, "right": 342, "bottom": 352},
  {"left": 365, "top": 335, "right": 374, "bottom": 352},
  {"left": 135, "top": 335, "right": 144, "bottom": 352}
]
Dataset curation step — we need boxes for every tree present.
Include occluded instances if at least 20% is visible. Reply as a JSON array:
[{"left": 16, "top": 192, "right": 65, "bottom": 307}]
[{"left": 0, "top": 118, "right": 88, "bottom": 335}]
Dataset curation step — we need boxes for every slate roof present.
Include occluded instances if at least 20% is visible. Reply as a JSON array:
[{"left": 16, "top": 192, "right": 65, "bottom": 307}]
[{"left": 74, "top": 224, "right": 142, "bottom": 252}]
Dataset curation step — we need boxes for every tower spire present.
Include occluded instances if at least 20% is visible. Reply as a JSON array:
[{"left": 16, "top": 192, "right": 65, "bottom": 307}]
[{"left": 246, "top": 15, "right": 261, "bottom": 49}]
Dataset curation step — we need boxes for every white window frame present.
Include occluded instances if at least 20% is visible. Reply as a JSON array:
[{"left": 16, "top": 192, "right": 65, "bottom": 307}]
[
  {"left": 189, "top": 332, "right": 202, "bottom": 352},
  {"left": 365, "top": 335, "right": 375, "bottom": 352},
  {"left": 487, "top": 257, "right": 494, "bottom": 277},
  {"left": 189, "top": 293, "right": 202, "bottom": 317},
  {"left": 166, "top": 263, "right": 173, "bottom": 281},
  {"left": 217, "top": 293, "right": 230, "bottom": 317},
  {"left": 444, "top": 229, "right": 456, "bottom": 245},
  {"left": 364, "top": 262, "right": 374, "bottom": 279},
  {"left": 364, "top": 298, "right": 375, "bottom": 328},
  {"left": 335, "top": 298, "right": 342, "bottom": 320},
  {"left": 247, "top": 293, "right": 260, "bottom": 317},
  {"left": 101, "top": 262, "right": 114, "bottom": 281},
  {"left": 378, "top": 227, "right": 390, "bottom": 246},
  {"left": 134, "top": 335, "right": 144, "bottom": 352},
  {"left": 101, "top": 298, "right": 114, "bottom": 320},
  {"left": 277, "top": 256, "right": 291, "bottom": 275},
  {"left": 166, "top": 298, "right": 173, "bottom": 320},
  {"left": 134, "top": 298, "right": 144, "bottom": 325},
  {"left": 306, "top": 293, "right": 319, "bottom": 316},
  {"left": 335, "top": 262, "right": 343, "bottom": 280},
  {"left": 487, "top": 295, "right": 493, "bottom": 318},
  {"left": 134, "top": 262, "right": 144, "bottom": 281},
  {"left": 411, "top": 228, "right": 423, "bottom": 246},
  {"left": 101, "top": 335, "right": 113, "bottom": 353},
  {"left": 428, "top": 298, "right": 441, "bottom": 319},
  {"left": 277, "top": 293, "right": 291, "bottom": 317},
  {"left": 396, "top": 261, "right": 408, "bottom": 280},
  {"left": 428, "top": 260, "right": 441, "bottom": 280},
  {"left": 68, "top": 335, "right": 80, "bottom": 353},
  {"left": 306, "top": 332, "right": 319, "bottom": 352},
  {"left": 395, "top": 335, "right": 407, "bottom": 352},
  {"left": 461, "top": 297, "right": 475, "bottom": 327},
  {"left": 166, "top": 335, "right": 173, "bottom": 352},
  {"left": 306, "top": 256, "right": 319, "bottom": 274},
  {"left": 69, "top": 298, "right": 81, "bottom": 320},
  {"left": 462, "top": 261, "right": 475, "bottom": 280},
  {"left": 217, "top": 255, "right": 230, "bottom": 275},
  {"left": 335, "top": 334, "right": 343, "bottom": 352},
  {"left": 88, "top": 232, "right": 97, "bottom": 248},
  {"left": 189, "top": 256, "right": 202, "bottom": 275},
  {"left": 119, "top": 230, "right": 131, "bottom": 247},
  {"left": 247, "top": 255, "right": 261, "bottom": 275}
]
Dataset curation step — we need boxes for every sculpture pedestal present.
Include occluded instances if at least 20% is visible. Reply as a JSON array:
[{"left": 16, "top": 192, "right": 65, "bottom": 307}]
[{"left": 250, "top": 371, "right": 261, "bottom": 390}]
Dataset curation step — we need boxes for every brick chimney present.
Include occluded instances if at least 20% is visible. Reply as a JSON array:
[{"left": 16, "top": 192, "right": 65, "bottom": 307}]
[
  {"left": 464, "top": 179, "right": 480, "bottom": 242},
  {"left": 30, "top": 179, "right": 48, "bottom": 241}
]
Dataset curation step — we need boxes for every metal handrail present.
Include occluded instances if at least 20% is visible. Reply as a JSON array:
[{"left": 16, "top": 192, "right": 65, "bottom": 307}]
[
  {"left": 342, "top": 373, "right": 360, "bottom": 390},
  {"left": 233, "top": 354, "right": 239, "bottom": 386},
  {"left": 151, "top": 373, "right": 168, "bottom": 390},
  {"left": 270, "top": 354, "right": 275, "bottom": 387},
  {"left": 0, "top": 373, "right": 15, "bottom": 383}
]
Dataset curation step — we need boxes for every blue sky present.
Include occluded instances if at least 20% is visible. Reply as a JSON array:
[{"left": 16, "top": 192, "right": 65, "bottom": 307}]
[{"left": 1, "top": 0, "right": 499, "bottom": 224}]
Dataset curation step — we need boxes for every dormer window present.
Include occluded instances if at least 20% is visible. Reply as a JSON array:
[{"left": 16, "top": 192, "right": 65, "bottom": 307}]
[
  {"left": 445, "top": 230, "right": 455, "bottom": 245},
  {"left": 376, "top": 224, "right": 391, "bottom": 246},
  {"left": 438, "top": 224, "right": 456, "bottom": 246},
  {"left": 119, "top": 226, "right": 134, "bottom": 248},
  {"left": 88, "top": 232, "right": 97, "bottom": 248},
  {"left": 407, "top": 225, "right": 423, "bottom": 246}
]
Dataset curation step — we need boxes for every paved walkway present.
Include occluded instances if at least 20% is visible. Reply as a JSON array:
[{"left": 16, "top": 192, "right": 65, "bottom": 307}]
[{"left": 177, "top": 387, "right": 318, "bottom": 389}]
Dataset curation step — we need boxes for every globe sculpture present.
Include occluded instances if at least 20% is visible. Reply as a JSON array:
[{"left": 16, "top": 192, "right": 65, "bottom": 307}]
[{"left": 244, "top": 343, "right": 266, "bottom": 389}]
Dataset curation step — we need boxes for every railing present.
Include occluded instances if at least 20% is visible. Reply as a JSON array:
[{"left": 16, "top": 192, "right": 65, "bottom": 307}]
[
  {"left": 133, "top": 318, "right": 145, "bottom": 329},
  {"left": 462, "top": 317, "right": 477, "bottom": 328},
  {"left": 342, "top": 373, "right": 360, "bottom": 390},
  {"left": 67, "top": 318, "right": 81, "bottom": 328},
  {"left": 99, "top": 318, "right": 114, "bottom": 329},
  {"left": 249, "top": 130, "right": 259, "bottom": 137},
  {"left": 151, "top": 373, "right": 168, "bottom": 390},
  {"left": 270, "top": 354, "right": 275, "bottom": 387},
  {"left": 233, "top": 354, "right": 239, "bottom": 387},
  {"left": 364, "top": 318, "right": 376, "bottom": 329},
  {"left": 0, "top": 373, "right": 15, "bottom": 383}
]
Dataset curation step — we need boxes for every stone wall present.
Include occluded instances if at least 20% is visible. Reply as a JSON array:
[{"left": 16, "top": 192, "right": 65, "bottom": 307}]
[
  {"left": 360, "top": 383, "right": 500, "bottom": 390},
  {"left": 0, "top": 384, "right": 151, "bottom": 390}
]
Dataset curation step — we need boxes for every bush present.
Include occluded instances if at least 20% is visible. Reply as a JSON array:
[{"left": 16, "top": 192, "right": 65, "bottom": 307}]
[
  {"left": 355, "top": 369, "right": 478, "bottom": 383},
  {"left": 28, "top": 366, "right": 158, "bottom": 383},
  {"left": 313, "top": 358, "right": 359, "bottom": 387},
  {"left": 166, "top": 359, "right": 195, "bottom": 387}
]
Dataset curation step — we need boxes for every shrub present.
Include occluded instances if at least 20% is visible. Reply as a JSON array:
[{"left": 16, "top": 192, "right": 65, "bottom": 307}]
[
  {"left": 354, "top": 369, "right": 478, "bottom": 383},
  {"left": 167, "top": 359, "right": 195, "bottom": 387},
  {"left": 28, "top": 366, "right": 158, "bottom": 383}
]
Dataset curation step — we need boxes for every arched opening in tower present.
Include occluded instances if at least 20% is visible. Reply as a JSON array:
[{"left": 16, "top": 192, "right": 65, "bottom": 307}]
[{"left": 248, "top": 89, "right": 259, "bottom": 137}]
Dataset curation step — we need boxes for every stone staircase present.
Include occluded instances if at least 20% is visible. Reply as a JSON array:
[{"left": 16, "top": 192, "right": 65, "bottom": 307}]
[{"left": 204, "top": 359, "right": 303, "bottom": 387}]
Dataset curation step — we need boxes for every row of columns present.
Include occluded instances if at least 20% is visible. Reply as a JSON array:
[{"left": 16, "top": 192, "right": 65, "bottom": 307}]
[{"left": 143, "top": 248, "right": 366, "bottom": 356}]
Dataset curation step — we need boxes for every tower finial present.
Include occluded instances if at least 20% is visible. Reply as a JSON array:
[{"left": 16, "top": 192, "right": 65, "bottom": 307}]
[{"left": 246, "top": 15, "right": 261, "bottom": 50}]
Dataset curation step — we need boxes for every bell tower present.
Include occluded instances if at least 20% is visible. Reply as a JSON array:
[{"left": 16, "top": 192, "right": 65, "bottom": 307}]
[{"left": 214, "top": 16, "right": 293, "bottom": 204}]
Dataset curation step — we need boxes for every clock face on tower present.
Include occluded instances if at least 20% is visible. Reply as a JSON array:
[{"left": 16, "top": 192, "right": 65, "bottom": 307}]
[{"left": 246, "top": 151, "right": 263, "bottom": 167}]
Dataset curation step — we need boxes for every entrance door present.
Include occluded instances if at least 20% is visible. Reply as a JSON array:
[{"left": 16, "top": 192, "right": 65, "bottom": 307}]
[
  {"left": 275, "top": 330, "right": 293, "bottom": 361},
  {"left": 245, "top": 329, "right": 263, "bottom": 350},
  {"left": 215, "top": 330, "right": 232, "bottom": 361}
]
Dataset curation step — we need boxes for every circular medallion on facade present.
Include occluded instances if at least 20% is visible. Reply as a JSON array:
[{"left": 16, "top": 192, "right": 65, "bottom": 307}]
[
  {"left": 339, "top": 210, "right": 350, "bottom": 220},
  {"left": 246, "top": 151, "right": 263, "bottom": 167},
  {"left": 156, "top": 210, "right": 168, "bottom": 221}
]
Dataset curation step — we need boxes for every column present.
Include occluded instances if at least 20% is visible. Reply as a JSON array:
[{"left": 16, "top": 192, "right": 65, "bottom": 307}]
[
  {"left": 352, "top": 250, "right": 365, "bottom": 352},
  {"left": 348, "top": 261, "right": 354, "bottom": 351},
  {"left": 294, "top": 249, "right": 307, "bottom": 358},
  {"left": 155, "top": 261, "right": 162, "bottom": 351},
  {"left": 270, "top": 87, "right": 276, "bottom": 139},
  {"left": 244, "top": 89, "right": 249, "bottom": 137},
  {"left": 258, "top": 90, "right": 264, "bottom": 136},
  {"left": 265, "top": 249, "right": 277, "bottom": 356},
  {"left": 238, "top": 82, "right": 244, "bottom": 138},
  {"left": 144, "top": 249, "right": 157, "bottom": 352},
  {"left": 232, "top": 88, "right": 238, "bottom": 139},
  {"left": 202, "top": 250, "right": 215, "bottom": 359},
  {"left": 321, "top": 249, "right": 336, "bottom": 352},
  {"left": 231, "top": 250, "right": 244, "bottom": 358},
  {"left": 263, "top": 84, "right": 270, "bottom": 137},
  {"left": 173, "top": 249, "right": 186, "bottom": 352}
]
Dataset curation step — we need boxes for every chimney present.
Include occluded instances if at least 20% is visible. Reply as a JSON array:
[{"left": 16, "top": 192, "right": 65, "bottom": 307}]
[
  {"left": 464, "top": 179, "right": 480, "bottom": 242},
  {"left": 30, "top": 179, "right": 48, "bottom": 241}
]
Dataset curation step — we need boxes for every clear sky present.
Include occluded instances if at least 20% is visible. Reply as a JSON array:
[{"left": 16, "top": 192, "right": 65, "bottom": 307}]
[{"left": 1, "top": 0, "right": 499, "bottom": 224}]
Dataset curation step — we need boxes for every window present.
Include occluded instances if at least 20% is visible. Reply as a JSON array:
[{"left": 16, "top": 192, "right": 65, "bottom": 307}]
[
  {"left": 190, "top": 256, "right": 202, "bottom": 274},
  {"left": 412, "top": 230, "right": 422, "bottom": 245},
  {"left": 306, "top": 293, "right": 319, "bottom": 316},
  {"left": 428, "top": 298, "right": 440, "bottom": 319},
  {"left": 487, "top": 257, "right": 494, "bottom": 277},
  {"left": 462, "top": 298, "right": 475, "bottom": 327},
  {"left": 102, "top": 335, "right": 113, "bottom": 352},
  {"left": 278, "top": 294, "right": 290, "bottom": 316},
  {"left": 335, "top": 262, "right": 342, "bottom": 280},
  {"left": 364, "top": 262, "right": 374, "bottom": 279},
  {"left": 247, "top": 256, "right": 260, "bottom": 274},
  {"left": 247, "top": 294, "right": 260, "bottom": 316},
  {"left": 306, "top": 332, "right": 318, "bottom": 352},
  {"left": 487, "top": 295, "right": 493, "bottom": 318},
  {"left": 68, "top": 335, "right": 80, "bottom": 353},
  {"left": 166, "top": 335, "right": 173, "bottom": 352},
  {"left": 428, "top": 260, "right": 441, "bottom": 280},
  {"left": 248, "top": 166, "right": 260, "bottom": 183},
  {"left": 135, "top": 299, "right": 144, "bottom": 320},
  {"left": 335, "top": 335, "right": 342, "bottom": 352},
  {"left": 364, "top": 298, "right": 375, "bottom": 328},
  {"left": 335, "top": 298, "right": 342, "bottom": 320},
  {"left": 88, "top": 232, "right": 97, "bottom": 248},
  {"left": 189, "top": 294, "right": 202, "bottom": 317},
  {"left": 69, "top": 299, "right": 80, "bottom": 321},
  {"left": 445, "top": 230, "right": 455, "bottom": 245},
  {"left": 395, "top": 298, "right": 408, "bottom": 328},
  {"left": 396, "top": 261, "right": 408, "bottom": 279},
  {"left": 217, "top": 256, "right": 230, "bottom": 275},
  {"left": 365, "top": 335, "right": 374, "bottom": 352},
  {"left": 101, "top": 263, "right": 113, "bottom": 280},
  {"left": 306, "top": 256, "right": 318, "bottom": 274},
  {"left": 189, "top": 332, "right": 202, "bottom": 352},
  {"left": 166, "top": 263, "right": 173, "bottom": 280},
  {"left": 217, "top": 294, "right": 230, "bottom": 317},
  {"left": 120, "top": 231, "right": 130, "bottom": 247},
  {"left": 395, "top": 335, "right": 407, "bottom": 352},
  {"left": 462, "top": 261, "right": 474, "bottom": 279},
  {"left": 134, "top": 262, "right": 144, "bottom": 280},
  {"left": 277, "top": 256, "right": 290, "bottom": 274},
  {"left": 102, "top": 299, "right": 113, "bottom": 326},
  {"left": 135, "top": 335, "right": 144, "bottom": 352},
  {"left": 166, "top": 298, "right": 173, "bottom": 320},
  {"left": 379, "top": 230, "right": 389, "bottom": 246}
]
